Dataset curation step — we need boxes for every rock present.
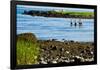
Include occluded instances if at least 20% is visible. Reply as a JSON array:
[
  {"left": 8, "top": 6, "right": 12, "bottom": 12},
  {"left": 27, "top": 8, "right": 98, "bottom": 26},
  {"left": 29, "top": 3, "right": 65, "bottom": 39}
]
[
  {"left": 61, "top": 57, "right": 66, "bottom": 60},
  {"left": 64, "top": 60, "right": 70, "bottom": 63},
  {"left": 65, "top": 43, "right": 68, "bottom": 45},
  {"left": 85, "top": 58, "right": 94, "bottom": 62},
  {"left": 50, "top": 45, "right": 52, "bottom": 48},
  {"left": 40, "top": 61, "right": 47, "bottom": 64},
  {"left": 81, "top": 50, "right": 85, "bottom": 54},
  {"left": 17, "top": 33, "right": 37, "bottom": 43},
  {"left": 90, "top": 51, "right": 94, "bottom": 55},
  {"left": 70, "top": 40, "right": 74, "bottom": 43},
  {"left": 74, "top": 57, "right": 81, "bottom": 63},
  {"left": 40, "top": 57, "right": 44, "bottom": 61},
  {"left": 75, "top": 56, "right": 81, "bottom": 59},
  {"left": 51, "top": 60, "right": 57, "bottom": 64},
  {"left": 70, "top": 59, "right": 75, "bottom": 62},
  {"left": 51, "top": 46, "right": 57, "bottom": 50},
  {"left": 55, "top": 57, "right": 59, "bottom": 61},
  {"left": 58, "top": 58, "right": 63, "bottom": 62},
  {"left": 52, "top": 39, "right": 57, "bottom": 41},
  {"left": 66, "top": 51, "right": 70, "bottom": 54},
  {"left": 80, "top": 58, "right": 85, "bottom": 62},
  {"left": 60, "top": 48, "right": 64, "bottom": 52},
  {"left": 47, "top": 59, "right": 51, "bottom": 62}
]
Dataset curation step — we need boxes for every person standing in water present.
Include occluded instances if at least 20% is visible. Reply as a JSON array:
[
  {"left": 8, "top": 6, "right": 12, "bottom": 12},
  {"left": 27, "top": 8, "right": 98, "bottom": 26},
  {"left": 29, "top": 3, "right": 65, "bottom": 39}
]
[{"left": 79, "top": 19, "right": 82, "bottom": 27}]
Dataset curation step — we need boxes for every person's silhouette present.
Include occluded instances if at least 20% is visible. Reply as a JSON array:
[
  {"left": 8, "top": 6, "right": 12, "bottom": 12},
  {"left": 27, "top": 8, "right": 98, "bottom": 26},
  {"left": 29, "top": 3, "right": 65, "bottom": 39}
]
[
  {"left": 74, "top": 20, "right": 77, "bottom": 27},
  {"left": 79, "top": 19, "right": 82, "bottom": 28}
]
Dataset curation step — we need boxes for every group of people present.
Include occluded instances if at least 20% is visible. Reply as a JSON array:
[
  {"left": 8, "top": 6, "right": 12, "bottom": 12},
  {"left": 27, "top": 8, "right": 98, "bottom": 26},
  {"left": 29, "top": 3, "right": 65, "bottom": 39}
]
[{"left": 70, "top": 19, "right": 82, "bottom": 27}]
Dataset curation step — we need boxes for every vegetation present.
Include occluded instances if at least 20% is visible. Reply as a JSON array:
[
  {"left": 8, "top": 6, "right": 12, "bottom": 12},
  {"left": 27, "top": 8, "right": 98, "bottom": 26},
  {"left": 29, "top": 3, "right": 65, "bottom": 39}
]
[
  {"left": 16, "top": 33, "right": 94, "bottom": 64},
  {"left": 56, "top": 11, "right": 94, "bottom": 17},
  {"left": 23, "top": 10, "right": 94, "bottom": 19},
  {"left": 17, "top": 33, "right": 40, "bottom": 65}
]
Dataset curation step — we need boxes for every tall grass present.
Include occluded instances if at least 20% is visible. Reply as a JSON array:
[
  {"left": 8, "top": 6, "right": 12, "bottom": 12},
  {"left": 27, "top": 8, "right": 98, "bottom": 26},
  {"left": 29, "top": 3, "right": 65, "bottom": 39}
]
[{"left": 17, "top": 39, "right": 40, "bottom": 65}]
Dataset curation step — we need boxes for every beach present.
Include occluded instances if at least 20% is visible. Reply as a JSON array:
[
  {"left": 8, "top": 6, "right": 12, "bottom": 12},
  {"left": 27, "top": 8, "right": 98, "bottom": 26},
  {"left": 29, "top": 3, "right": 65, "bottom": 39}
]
[
  {"left": 38, "top": 39, "right": 94, "bottom": 64},
  {"left": 17, "top": 33, "right": 94, "bottom": 65}
]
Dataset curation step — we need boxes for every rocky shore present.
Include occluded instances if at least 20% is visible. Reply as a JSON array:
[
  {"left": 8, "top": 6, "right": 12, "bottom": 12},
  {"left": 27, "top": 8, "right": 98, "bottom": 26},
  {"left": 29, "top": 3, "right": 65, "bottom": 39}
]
[
  {"left": 37, "top": 39, "right": 94, "bottom": 64},
  {"left": 17, "top": 33, "right": 94, "bottom": 65}
]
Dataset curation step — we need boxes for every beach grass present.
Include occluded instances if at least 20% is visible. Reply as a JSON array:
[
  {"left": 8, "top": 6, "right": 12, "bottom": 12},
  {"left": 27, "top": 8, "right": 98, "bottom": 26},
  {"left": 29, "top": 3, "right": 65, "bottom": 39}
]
[{"left": 17, "top": 38, "right": 40, "bottom": 65}]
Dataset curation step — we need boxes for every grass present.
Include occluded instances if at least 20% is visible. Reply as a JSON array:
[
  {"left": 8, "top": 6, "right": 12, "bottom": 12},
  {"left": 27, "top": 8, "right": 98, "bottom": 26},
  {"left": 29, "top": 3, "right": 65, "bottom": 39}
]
[
  {"left": 17, "top": 39, "right": 40, "bottom": 65},
  {"left": 50, "top": 11, "right": 94, "bottom": 18}
]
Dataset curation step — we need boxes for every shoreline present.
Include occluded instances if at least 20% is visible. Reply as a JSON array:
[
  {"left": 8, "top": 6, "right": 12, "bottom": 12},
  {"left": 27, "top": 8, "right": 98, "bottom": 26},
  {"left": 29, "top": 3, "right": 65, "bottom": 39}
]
[
  {"left": 23, "top": 13, "right": 94, "bottom": 19},
  {"left": 17, "top": 33, "right": 94, "bottom": 64},
  {"left": 23, "top": 10, "right": 94, "bottom": 19},
  {"left": 37, "top": 39, "right": 94, "bottom": 64},
  {"left": 37, "top": 38, "right": 94, "bottom": 43}
]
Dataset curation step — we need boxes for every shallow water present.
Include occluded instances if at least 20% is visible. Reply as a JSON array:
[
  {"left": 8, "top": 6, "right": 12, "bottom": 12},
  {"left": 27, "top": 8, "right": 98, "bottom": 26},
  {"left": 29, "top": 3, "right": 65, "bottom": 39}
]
[{"left": 17, "top": 13, "right": 94, "bottom": 42}]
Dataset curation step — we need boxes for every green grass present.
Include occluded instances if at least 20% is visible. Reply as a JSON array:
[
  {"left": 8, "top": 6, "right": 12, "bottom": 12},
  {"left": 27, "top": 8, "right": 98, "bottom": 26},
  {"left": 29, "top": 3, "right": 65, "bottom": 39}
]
[
  {"left": 50, "top": 11, "right": 94, "bottom": 18},
  {"left": 17, "top": 39, "right": 40, "bottom": 65},
  {"left": 62, "top": 11, "right": 94, "bottom": 17}
]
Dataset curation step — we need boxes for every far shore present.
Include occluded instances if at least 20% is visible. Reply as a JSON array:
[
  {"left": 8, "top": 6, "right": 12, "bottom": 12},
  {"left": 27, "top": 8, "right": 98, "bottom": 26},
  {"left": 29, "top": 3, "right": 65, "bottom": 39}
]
[{"left": 23, "top": 10, "right": 94, "bottom": 19}]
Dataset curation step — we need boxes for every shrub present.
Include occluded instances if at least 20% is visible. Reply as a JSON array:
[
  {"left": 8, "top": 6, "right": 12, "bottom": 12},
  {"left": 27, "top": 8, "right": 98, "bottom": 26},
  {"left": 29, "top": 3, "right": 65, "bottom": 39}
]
[{"left": 17, "top": 33, "right": 40, "bottom": 65}]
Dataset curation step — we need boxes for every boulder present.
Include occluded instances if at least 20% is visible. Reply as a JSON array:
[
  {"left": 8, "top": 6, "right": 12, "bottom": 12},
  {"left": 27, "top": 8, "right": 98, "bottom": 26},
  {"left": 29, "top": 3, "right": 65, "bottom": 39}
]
[{"left": 17, "top": 33, "right": 37, "bottom": 43}]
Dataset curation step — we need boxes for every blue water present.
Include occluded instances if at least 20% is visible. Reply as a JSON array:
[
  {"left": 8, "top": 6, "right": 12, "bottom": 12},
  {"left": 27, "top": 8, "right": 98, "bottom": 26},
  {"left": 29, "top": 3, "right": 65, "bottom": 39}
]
[
  {"left": 16, "top": 13, "right": 94, "bottom": 42},
  {"left": 16, "top": 5, "right": 94, "bottom": 42}
]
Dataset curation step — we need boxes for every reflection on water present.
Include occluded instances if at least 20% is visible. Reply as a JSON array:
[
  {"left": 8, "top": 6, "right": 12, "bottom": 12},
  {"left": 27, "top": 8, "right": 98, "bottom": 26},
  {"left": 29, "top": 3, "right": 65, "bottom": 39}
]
[{"left": 17, "top": 14, "right": 94, "bottom": 42}]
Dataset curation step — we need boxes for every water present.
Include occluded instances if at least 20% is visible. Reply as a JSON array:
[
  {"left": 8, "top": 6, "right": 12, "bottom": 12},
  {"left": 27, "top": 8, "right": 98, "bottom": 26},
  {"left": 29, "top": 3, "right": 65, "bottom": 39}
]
[{"left": 16, "top": 13, "right": 94, "bottom": 42}]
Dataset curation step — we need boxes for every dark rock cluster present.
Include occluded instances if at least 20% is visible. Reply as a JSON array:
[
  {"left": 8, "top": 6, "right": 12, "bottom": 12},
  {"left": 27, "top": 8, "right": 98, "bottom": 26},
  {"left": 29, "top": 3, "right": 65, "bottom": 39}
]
[{"left": 38, "top": 40, "right": 94, "bottom": 64}]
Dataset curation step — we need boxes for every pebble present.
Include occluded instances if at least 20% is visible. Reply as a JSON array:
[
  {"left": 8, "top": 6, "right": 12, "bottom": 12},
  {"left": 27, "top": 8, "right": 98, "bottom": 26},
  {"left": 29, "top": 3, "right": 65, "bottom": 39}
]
[
  {"left": 64, "top": 60, "right": 70, "bottom": 63},
  {"left": 58, "top": 58, "right": 63, "bottom": 62},
  {"left": 66, "top": 51, "right": 69, "bottom": 54},
  {"left": 75, "top": 56, "right": 81, "bottom": 59},
  {"left": 91, "top": 51, "right": 94, "bottom": 55},
  {"left": 80, "top": 57, "right": 85, "bottom": 62},
  {"left": 55, "top": 57, "right": 59, "bottom": 61},
  {"left": 85, "top": 58, "right": 94, "bottom": 62},
  {"left": 41, "top": 61, "right": 47, "bottom": 64},
  {"left": 40, "top": 57, "right": 44, "bottom": 61},
  {"left": 51, "top": 60, "right": 57, "bottom": 64},
  {"left": 70, "top": 59, "right": 75, "bottom": 62}
]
